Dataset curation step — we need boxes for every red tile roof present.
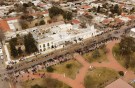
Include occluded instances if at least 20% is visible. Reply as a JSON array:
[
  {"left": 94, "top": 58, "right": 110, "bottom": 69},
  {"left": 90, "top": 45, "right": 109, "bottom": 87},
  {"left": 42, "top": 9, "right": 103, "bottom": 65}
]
[
  {"left": 72, "top": 19, "right": 80, "bottom": 24},
  {"left": 127, "top": 15, "right": 135, "bottom": 20},
  {"left": 81, "top": 5, "right": 91, "bottom": 9},
  {"left": 114, "top": 18, "right": 123, "bottom": 23},
  {"left": 0, "top": 20, "right": 10, "bottom": 31},
  {"left": 102, "top": 19, "right": 112, "bottom": 24}
]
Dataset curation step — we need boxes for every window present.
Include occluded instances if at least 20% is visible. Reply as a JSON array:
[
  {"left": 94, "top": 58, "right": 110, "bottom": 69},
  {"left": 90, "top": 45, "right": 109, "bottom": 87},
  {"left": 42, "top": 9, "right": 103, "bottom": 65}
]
[
  {"left": 43, "top": 44, "right": 45, "bottom": 47},
  {"left": 43, "top": 48, "right": 46, "bottom": 51},
  {"left": 40, "top": 49, "right": 42, "bottom": 52},
  {"left": 47, "top": 43, "right": 49, "bottom": 46}
]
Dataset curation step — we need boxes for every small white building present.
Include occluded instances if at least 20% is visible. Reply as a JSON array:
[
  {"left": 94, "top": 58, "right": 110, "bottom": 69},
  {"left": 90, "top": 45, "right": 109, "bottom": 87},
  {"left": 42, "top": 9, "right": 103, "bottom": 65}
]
[{"left": 130, "top": 28, "right": 135, "bottom": 38}]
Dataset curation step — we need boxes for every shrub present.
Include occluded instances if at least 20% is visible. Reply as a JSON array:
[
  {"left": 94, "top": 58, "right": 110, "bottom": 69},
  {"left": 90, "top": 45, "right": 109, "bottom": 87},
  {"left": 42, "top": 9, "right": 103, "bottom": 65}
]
[
  {"left": 31, "top": 84, "right": 42, "bottom": 88},
  {"left": 118, "top": 71, "right": 124, "bottom": 76},
  {"left": 47, "top": 66, "right": 54, "bottom": 72},
  {"left": 66, "top": 64, "right": 72, "bottom": 69},
  {"left": 39, "top": 20, "right": 45, "bottom": 25}
]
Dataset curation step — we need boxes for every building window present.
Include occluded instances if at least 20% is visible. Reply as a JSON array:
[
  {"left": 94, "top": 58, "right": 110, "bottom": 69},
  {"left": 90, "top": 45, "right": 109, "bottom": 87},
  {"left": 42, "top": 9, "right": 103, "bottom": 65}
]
[
  {"left": 43, "top": 44, "right": 45, "bottom": 47},
  {"left": 47, "top": 43, "right": 49, "bottom": 46},
  {"left": 40, "top": 49, "right": 42, "bottom": 52},
  {"left": 43, "top": 48, "right": 46, "bottom": 51}
]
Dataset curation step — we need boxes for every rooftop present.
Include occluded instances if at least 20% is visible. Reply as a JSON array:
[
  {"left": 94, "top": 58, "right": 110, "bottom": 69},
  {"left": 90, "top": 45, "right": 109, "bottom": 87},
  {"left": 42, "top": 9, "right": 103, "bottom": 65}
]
[{"left": 105, "top": 79, "right": 133, "bottom": 88}]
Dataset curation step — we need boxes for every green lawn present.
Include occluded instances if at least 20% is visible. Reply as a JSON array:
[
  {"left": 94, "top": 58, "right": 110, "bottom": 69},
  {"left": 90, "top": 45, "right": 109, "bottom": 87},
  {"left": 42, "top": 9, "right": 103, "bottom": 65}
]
[
  {"left": 83, "top": 49, "right": 108, "bottom": 63},
  {"left": 39, "top": 60, "right": 82, "bottom": 79},
  {"left": 22, "top": 78, "right": 71, "bottom": 88},
  {"left": 52, "top": 60, "right": 81, "bottom": 79},
  {"left": 84, "top": 67, "right": 120, "bottom": 88}
]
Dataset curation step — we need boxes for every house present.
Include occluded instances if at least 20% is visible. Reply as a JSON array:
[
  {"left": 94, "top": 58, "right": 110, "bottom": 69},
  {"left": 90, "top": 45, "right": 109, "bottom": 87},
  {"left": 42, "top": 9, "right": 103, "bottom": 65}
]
[
  {"left": 102, "top": 18, "right": 113, "bottom": 25},
  {"left": 105, "top": 79, "right": 133, "bottom": 88}
]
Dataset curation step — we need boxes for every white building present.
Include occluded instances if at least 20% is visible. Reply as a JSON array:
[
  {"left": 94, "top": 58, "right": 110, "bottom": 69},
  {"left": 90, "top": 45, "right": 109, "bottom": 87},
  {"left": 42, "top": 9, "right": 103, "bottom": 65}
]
[
  {"left": 5, "top": 21, "right": 102, "bottom": 53},
  {"left": 130, "top": 28, "right": 135, "bottom": 38},
  {"left": 33, "top": 24, "right": 102, "bottom": 52}
]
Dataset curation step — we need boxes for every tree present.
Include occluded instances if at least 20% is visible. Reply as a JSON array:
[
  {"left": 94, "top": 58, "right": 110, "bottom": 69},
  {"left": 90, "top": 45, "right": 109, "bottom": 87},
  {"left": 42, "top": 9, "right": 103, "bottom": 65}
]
[
  {"left": 63, "top": 11, "right": 73, "bottom": 21},
  {"left": 101, "top": 44, "right": 107, "bottom": 54},
  {"left": 0, "top": 30, "right": 5, "bottom": 45},
  {"left": 113, "top": 4, "right": 122, "bottom": 15},
  {"left": 97, "top": 6, "right": 100, "bottom": 13},
  {"left": 47, "top": 66, "right": 54, "bottom": 72},
  {"left": 92, "top": 49, "right": 100, "bottom": 59},
  {"left": 66, "top": 64, "right": 72, "bottom": 69},
  {"left": 48, "top": 6, "right": 63, "bottom": 18},
  {"left": 23, "top": 3, "right": 29, "bottom": 8},
  {"left": 18, "top": 47, "right": 23, "bottom": 55},
  {"left": 24, "top": 33, "right": 38, "bottom": 54},
  {"left": 31, "top": 84, "right": 42, "bottom": 88},
  {"left": 119, "top": 36, "right": 135, "bottom": 56},
  {"left": 9, "top": 38, "right": 18, "bottom": 58},
  {"left": 118, "top": 71, "right": 124, "bottom": 76},
  {"left": 39, "top": 20, "right": 45, "bottom": 25}
]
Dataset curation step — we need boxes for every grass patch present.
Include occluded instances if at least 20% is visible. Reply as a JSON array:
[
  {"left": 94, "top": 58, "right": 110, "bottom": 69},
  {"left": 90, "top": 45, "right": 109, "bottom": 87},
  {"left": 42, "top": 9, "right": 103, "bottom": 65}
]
[
  {"left": 22, "top": 78, "right": 71, "bottom": 88},
  {"left": 84, "top": 67, "right": 120, "bottom": 88},
  {"left": 83, "top": 49, "right": 108, "bottom": 63},
  {"left": 52, "top": 60, "right": 81, "bottom": 79},
  {"left": 39, "top": 60, "right": 81, "bottom": 79}
]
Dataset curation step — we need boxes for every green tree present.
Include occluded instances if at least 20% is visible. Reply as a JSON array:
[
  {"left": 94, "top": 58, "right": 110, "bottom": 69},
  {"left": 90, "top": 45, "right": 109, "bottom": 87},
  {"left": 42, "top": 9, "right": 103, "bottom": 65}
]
[
  {"left": 9, "top": 39, "right": 18, "bottom": 58},
  {"left": 31, "top": 84, "right": 42, "bottom": 88},
  {"left": 66, "top": 64, "right": 72, "bottom": 69},
  {"left": 46, "top": 66, "right": 54, "bottom": 72},
  {"left": 119, "top": 36, "right": 135, "bottom": 56},
  {"left": 18, "top": 47, "right": 23, "bottom": 55},
  {"left": 118, "top": 71, "right": 124, "bottom": 76},
  {"left": 113, "top": 4, "right": 122, "bottom": 15},
  {"left": 48, "top": 6, "right": 63, "bottom": 18},
  {"left": 63, "top": 11, "right": 73, "bottom": 21},
  {"left": 39, "top": 20, "right": 45, "bottom": 25},
  {"left": 24, "top": 33, "right": 38, "bottom": 54},
  {"left": 97, "top": 6, "right": 100, "bottom": 13},
  {"left": 10, "top": 45, "right": 18, "bottom": 58}
]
